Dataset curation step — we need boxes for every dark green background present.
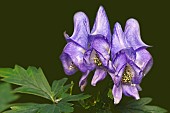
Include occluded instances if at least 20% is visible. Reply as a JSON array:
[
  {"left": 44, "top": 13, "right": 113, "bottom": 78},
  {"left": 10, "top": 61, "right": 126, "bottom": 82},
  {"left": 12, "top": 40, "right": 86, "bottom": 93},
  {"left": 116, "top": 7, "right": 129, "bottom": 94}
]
[{"left": 0, "top": 0, "right": 169, "bottom": 112}]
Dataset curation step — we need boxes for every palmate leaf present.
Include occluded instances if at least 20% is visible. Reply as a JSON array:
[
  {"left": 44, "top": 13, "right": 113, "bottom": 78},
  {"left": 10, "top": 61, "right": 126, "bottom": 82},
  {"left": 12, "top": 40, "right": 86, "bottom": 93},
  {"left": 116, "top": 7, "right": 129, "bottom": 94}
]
[
  {"left": 116, "top": 97, "right": 168, "bottom": 113},
  {"left": 3, "top": 103, "right": 73, "bottom": 113},
  {"left": 0, "top": 83, "right": 19, "bottom": 112},
  {"left": 51, "top": 78, "right": 90, "bottom": 103},
  {"left": 0, "top": 65, "right": 52, "bottom": 101},
  {"left": 61, "top": 93, "right": 91, "bottom": 102},
  {"left": 0, "top": 65, "right": 90, "bottom": 113},
  {"left": 51, "top": 78, "right": 71, "bottom": 100}
]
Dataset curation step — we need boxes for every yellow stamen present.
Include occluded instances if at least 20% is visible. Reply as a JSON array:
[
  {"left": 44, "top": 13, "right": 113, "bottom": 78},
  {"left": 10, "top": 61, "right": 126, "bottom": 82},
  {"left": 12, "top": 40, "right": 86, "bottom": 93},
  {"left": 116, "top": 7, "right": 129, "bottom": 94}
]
[
  {"left": 94, "top": 55, "right": 102, "bottom": 66},
  {"left": 121, "top": 65, "right": 133, "bottom": 84}
]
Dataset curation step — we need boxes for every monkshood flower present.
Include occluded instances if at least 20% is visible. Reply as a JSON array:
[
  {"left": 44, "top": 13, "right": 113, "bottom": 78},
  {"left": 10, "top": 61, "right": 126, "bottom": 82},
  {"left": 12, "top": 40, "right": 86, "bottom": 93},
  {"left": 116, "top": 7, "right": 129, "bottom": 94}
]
[
  {"left": 111, "top": 19, "right": 153, "bottom": 104},
  {"left": 60, "top": 12, "right": 90, "bottom": 79},
  {"left": 82, "top": 6, "right": 112, "bottom": 88},
  {"left": 60, "top": 6, "right": 113, "bottom": 91}
]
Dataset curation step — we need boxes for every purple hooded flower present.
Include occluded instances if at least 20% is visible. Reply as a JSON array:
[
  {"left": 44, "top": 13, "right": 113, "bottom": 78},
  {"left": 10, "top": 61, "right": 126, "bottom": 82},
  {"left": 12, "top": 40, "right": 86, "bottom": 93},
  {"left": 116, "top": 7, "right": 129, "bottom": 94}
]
[
  {"left": 82, "top": 6, "right": 112, "bottom": 88},
  {"left": 60, "top": 12, "right": 90, "bottom": 76},
  {"left": 111, "top": 19, "right": 153, "bottom": 104},
  {"left": 60, "top": 6, "right": 112, "bottom": 91}
]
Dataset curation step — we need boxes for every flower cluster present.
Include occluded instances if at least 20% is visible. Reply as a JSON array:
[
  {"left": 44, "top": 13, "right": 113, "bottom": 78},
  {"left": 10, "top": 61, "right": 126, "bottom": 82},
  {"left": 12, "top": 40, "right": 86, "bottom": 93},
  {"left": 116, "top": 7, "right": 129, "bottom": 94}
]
[{"left": 60, "top": 6, "right": 153, "bottom": 104}]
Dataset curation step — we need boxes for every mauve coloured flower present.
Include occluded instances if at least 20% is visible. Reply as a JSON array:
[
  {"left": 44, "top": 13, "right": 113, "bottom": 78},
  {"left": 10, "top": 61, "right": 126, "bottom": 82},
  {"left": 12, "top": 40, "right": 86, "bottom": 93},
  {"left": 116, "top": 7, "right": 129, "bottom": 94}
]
[
  {"left": 60, "top": 6, "right": 153, "bottom": 103},
  {"left": 60, "top": 6, "right": 113, "bottom": 91},
  {"left": 82, "top": 6, "right": 112, "bottom": 88},
  {"left": 60, "top": 12, "right": 90, "bottom": 76},
  {"left": 110, "top": 19, "right": 153, "bottom": 104}
]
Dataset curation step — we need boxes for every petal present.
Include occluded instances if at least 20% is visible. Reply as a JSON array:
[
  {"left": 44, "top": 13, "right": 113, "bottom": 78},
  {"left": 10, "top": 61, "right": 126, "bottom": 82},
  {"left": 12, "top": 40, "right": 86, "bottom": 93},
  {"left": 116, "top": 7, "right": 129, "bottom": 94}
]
[
  {"left": 112, "top": 53, "right": 127, "bottom": 86},
  {"left": 84, "top": 42, "right": 109, "bottom": 69},
  {"left": 111, "top": 22, "right": 129, "bottom": 56},
  {"left": 97, "top": 52, "right": 108, "bottom": 67},
  {"left": 128, "top": 60, "right": 143, "bottom": 84},
  {"left": 124, "top": 18, "right": 150, "bottom": 50},
  {"left": 83, "top": 49, "right": 96, "bottom": 70},
  {"left": 65, "top": 12, "right": 90, "bottom": 49},
  {"left": 91, "top": 35, "right": 110, "bottom": 62},
  {"left": 122, "top": 84, "right": 140, "bottom": 100},
  {"left": 60, "top": 53, "right": 77, "bottom": 75},
  {"left": 135, "top": 49, "right": 153, "bottom": 76},
  {"left": 91, "top": 6, "right": 111, "bottom": 42},
  {"left": 79, "top": 70, "right": 90, "bottom": 91},
  {"left": 107, "top": 60, "right": 115, "bottom": 73},
  {"left": 123, "top": 47, "right": 136, "bottom": 61},
  {"left": 112, "top": 85, "right": 122, "bottom": 104},
  {"left": 114, "top": 66, "right": 125, "bottom": 87},
  {"left": 63, "top": 42, "right": 87, "bottom": 72},
  {"left": 108, "top": 71, "right": 115, "bottom": 81},
  {"left": 136, "top": 84, "right": 142, "bottom": 91},
  {"left": 91, "top": 68, "right": 107, "bottom": 86}
]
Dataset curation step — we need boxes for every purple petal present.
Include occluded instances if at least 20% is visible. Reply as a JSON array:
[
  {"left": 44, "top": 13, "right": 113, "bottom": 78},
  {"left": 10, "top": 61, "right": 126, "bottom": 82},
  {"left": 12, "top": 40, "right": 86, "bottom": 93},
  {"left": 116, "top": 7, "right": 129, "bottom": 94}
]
[
  {"left": 63, "top": 42, "right": 87, "bottom": 72},
  {"left": 136, "top": 84, "right": 142, "bottom": 91},
  {"left": 112, "top": 85, "right": 122, "bottom": 104},
  {"left": 83, "top": 49, "right": 96, "bottom": 70},
  {"left": 123, "top": 47, "right": 136, "bottom": 61},
  {"left": 112, "top": 53, "right": 127, "bottom": 86},
  {"left": 91, "top": 6, "right": 111, "bottom": 42},
  {"left": 135, "top": 49, "right": 153, "bottom": 76},
  {"left": 65, "top": 12, "right": 90, "bottom": 49},
  {"left": 84, "top": 42, "right": 109, "bottom": 69},
  {"left": 96, "top": 52, "right": 108, "bottom": 67},
  {"left": 91, "top": 68, "right": 107, "bottom": 86},
  {"left": 114, "top": 66, "right": 125, "bottom": 87},
  {"left": 108, "top": 72, "right": 115, "bottom": 81},
  {"left": 91, "top": 36, "right": 110, "bottom": 62},
  {"left": 124, "top": 18, "right": 150, "bottom": 50},
  {"left": 60, "top": 53, "right": 78, "bottom": 75},
  {"left": 122, "top": 84, "right": 140, "bottom": 100},
  {"left": 112, "top": 22, "right": 129, "bottom": 57},
  {"left": 79, "top": 70, "right": 90, "bottom": 91},
  {"left": 128, "top": 60, "right": 143, "bottom": 84},
  {"left": 107, "top": 60, "right": 115, "bottom": 73}
]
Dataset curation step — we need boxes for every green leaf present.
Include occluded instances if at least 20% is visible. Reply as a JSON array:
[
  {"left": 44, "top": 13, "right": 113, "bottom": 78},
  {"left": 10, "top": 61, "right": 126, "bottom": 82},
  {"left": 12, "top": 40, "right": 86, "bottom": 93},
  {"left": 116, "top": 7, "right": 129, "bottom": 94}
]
[
  {"left": 57, "top": 102, "right": 74, "bottom": 113},
  {"left": 116, "top": 97, "right": 168, "bottom": 113},
  {"left": 51, "top": 78, "right": 68, "bottom": 95},
  {"left": 0, "top": 65, "right": 91, "bottom": 113},
  {"left": 0, "top": 65, "right": 52, "bottom": 101},
  {"left": 51, "top": 78, "right": 76, "bottom": 100},
  {"left": 143, "top": 105, "right": 168, "bottom": 113},
  {"left": 3, "top": 103, "right": 73, "bottom": 113},
  {"left": 51, "top": 78, "right": 90, "bottom": 103},
  {"left": 51, "top": 78, "right": 72, "bottom": 99},
  {"left": 126, "top": 97, "right": 152, "bottom": 107},
  {"left": 62, "top": 94, "right": 91, "bottom": 102},
  {"left": 0, "top": 83, "right": 19, "bottom": 112}
]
